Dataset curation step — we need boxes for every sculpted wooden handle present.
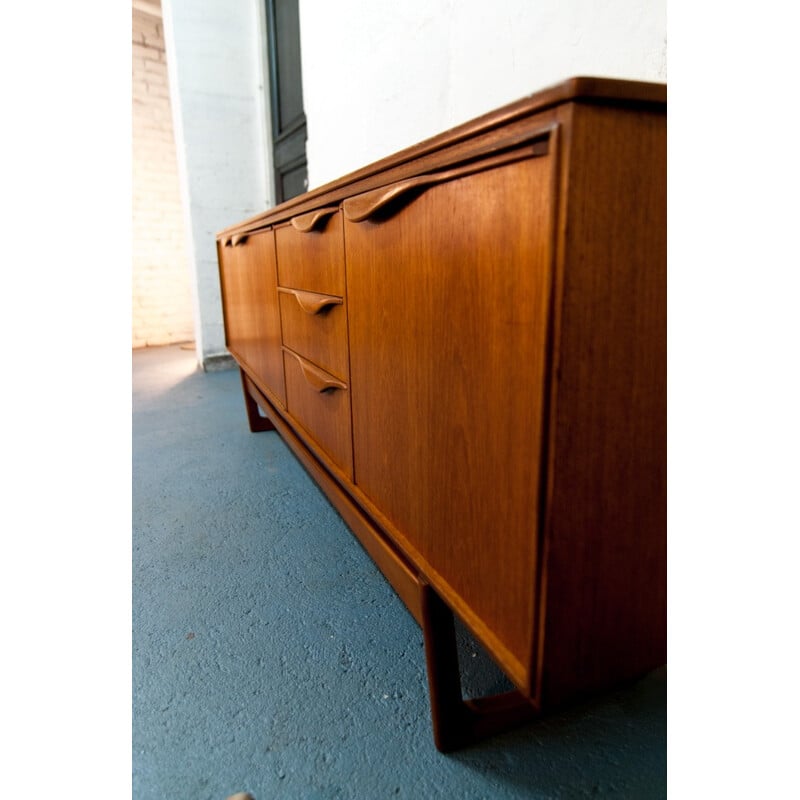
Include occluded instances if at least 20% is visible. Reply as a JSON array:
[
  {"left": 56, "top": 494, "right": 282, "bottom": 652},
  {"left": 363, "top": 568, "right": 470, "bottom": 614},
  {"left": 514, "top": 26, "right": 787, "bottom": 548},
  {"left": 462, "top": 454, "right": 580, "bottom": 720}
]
[
  {"left": 231, "top": 233, "right": 249, "bottom": 246},
  {"left": 278, "top": 287, "right": 343, "bottom": 315},
  {"left": 290, "top": 206, "right": 339, "bottom": 232},
  {"left": 285, "top": 350, "right": 347, "bottom": 393},
  {"left": 342, "top": 143, "right": 548, "bottom": 223}
]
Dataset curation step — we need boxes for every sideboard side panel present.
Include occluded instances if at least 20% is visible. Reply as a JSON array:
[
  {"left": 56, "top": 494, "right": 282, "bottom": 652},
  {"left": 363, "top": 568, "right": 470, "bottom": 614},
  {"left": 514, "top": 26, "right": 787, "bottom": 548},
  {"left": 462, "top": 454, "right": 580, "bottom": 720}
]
[{"left": 540, "top": 103, "right": 667, "bottom": 705}]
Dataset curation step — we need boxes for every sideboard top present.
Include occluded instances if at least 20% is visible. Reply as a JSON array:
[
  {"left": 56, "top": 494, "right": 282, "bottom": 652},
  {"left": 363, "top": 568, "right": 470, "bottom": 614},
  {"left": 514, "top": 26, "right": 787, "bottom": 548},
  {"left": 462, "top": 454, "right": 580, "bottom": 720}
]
[{"left": 218, "top": 76, "right": 666, "bottom": 238}]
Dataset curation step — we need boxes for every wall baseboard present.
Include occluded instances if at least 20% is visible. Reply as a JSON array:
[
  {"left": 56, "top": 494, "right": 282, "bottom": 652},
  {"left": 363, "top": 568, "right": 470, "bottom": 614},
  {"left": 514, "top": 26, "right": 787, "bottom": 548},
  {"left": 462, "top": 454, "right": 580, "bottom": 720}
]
[{"left": 202, "top": 353, "right": 236, "bottom": 373}]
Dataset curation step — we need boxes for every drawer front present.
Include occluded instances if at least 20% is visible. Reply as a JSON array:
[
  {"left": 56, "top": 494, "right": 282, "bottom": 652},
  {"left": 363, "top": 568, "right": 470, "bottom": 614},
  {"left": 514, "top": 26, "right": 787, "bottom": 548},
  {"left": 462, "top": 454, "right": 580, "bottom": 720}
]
[
  {"left": 279, "top": 288, "right": 349, "bottom": 381},
  {"left": 283, "top": 349, "right": 353, "bottom": 480},
  {"left": 275, "top": 209, "right": 345, "bottom": 296}
]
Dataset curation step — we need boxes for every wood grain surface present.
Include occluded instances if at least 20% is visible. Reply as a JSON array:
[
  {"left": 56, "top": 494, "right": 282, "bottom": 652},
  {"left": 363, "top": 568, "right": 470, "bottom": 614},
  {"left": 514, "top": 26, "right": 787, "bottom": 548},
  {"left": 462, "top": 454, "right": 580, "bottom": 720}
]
[
  {"left": 535, "top": 102, "right": 667, "bottom": 705},
  {"left": 345, "top": 146, "right": 557, "bottom": 689},
  {"left": 216, "top": 79, "right": 667, "bottom": 721},
  {"left": 283, "top": 349, "right": 354, "bottom": 480},
  {"left": 217, "top": 230, "right": 286, "bottom": 407},
  {"left": 278, "top": 289, "right": 350, "bottom": 381},
  {"left": 275, "top": 211, "right": 346, "bottom": 296}
]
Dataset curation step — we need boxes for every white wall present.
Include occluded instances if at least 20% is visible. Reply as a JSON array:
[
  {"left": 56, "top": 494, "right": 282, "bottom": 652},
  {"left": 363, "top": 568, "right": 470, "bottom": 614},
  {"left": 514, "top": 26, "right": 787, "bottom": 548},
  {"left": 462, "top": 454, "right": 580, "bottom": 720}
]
[
  {"left": 299, "top": 0, "right": 666, "bottom": 188},
  {"left": 161, "top": 0, "right": 273, "bottom": 368}
]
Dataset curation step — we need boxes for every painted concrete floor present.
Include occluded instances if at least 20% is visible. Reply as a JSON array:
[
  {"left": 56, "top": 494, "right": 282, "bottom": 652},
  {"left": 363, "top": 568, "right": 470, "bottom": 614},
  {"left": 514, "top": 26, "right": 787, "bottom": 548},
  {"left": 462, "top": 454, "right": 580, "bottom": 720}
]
[{"left": 132, "top": 344, "right": 666, "bottom": 800}]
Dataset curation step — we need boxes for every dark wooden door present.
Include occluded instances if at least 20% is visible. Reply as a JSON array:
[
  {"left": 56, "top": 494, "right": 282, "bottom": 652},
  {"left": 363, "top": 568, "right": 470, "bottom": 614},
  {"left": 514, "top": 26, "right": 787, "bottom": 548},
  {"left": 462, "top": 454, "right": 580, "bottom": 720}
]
[{"left": 266, "top": 0, "right": 308, "bottom": 202}]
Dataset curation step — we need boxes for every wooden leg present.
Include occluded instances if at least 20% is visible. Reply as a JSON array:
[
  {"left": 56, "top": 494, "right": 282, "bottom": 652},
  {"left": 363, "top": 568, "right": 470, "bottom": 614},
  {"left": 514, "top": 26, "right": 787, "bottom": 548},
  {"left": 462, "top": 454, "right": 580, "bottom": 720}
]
[
  {"left": 240, "top": 370, "right": 275, "bottom": 433},
  {"left": 420, "top": 581, "right": 539, "bottom": 752}
]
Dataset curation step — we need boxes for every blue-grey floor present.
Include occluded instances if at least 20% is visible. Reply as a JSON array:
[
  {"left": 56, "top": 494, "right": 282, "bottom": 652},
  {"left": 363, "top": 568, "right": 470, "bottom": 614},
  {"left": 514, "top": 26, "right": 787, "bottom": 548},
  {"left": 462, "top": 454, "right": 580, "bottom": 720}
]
[{"left": 132, "top": 344, "right": 666, "bottom": 800}]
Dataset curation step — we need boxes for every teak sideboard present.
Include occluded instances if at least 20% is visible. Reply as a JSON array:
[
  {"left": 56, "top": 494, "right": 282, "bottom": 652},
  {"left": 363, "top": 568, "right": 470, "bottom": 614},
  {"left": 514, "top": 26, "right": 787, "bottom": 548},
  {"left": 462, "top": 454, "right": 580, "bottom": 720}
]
[{"left": 216, "top": 76, "right": 666, "bottom": 752}]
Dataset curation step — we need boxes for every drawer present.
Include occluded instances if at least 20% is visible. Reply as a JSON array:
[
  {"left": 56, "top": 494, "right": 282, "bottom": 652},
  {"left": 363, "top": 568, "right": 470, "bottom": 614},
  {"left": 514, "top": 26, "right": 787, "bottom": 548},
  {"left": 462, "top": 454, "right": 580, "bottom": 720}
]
[
  {"left": 278, "top": 288, "right": 349, "bottom": 381},
  {"left": 275, "top": 208, "right": 345, "bottom": 296},
  {"left": 283, "top": 348, "right": 354, "bottom": 480}
]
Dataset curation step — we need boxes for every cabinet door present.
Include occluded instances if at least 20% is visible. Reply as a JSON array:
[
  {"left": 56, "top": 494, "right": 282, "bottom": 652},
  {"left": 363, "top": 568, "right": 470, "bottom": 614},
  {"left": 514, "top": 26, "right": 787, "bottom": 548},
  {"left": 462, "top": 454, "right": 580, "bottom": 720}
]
[
  {"left": 344, "top": 147, "right": 556, "bottom": 692},
  {"left": 218, "top": 230, "right": 286, "bottom": 407}
]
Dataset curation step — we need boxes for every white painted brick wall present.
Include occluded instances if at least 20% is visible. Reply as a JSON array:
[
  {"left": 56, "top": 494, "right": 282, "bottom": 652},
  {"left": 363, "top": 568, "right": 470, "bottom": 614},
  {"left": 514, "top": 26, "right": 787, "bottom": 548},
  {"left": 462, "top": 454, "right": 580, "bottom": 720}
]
[{"left": 132, "top": 5, "right": 194, "bottom": 348}]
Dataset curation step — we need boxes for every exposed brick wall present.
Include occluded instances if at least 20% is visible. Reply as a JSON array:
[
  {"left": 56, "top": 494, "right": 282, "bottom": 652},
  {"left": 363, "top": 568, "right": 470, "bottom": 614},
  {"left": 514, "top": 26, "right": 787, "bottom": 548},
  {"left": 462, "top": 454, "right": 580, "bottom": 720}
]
[{"left": 132, "top": 4, "right": 194, "bottom": 348}]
